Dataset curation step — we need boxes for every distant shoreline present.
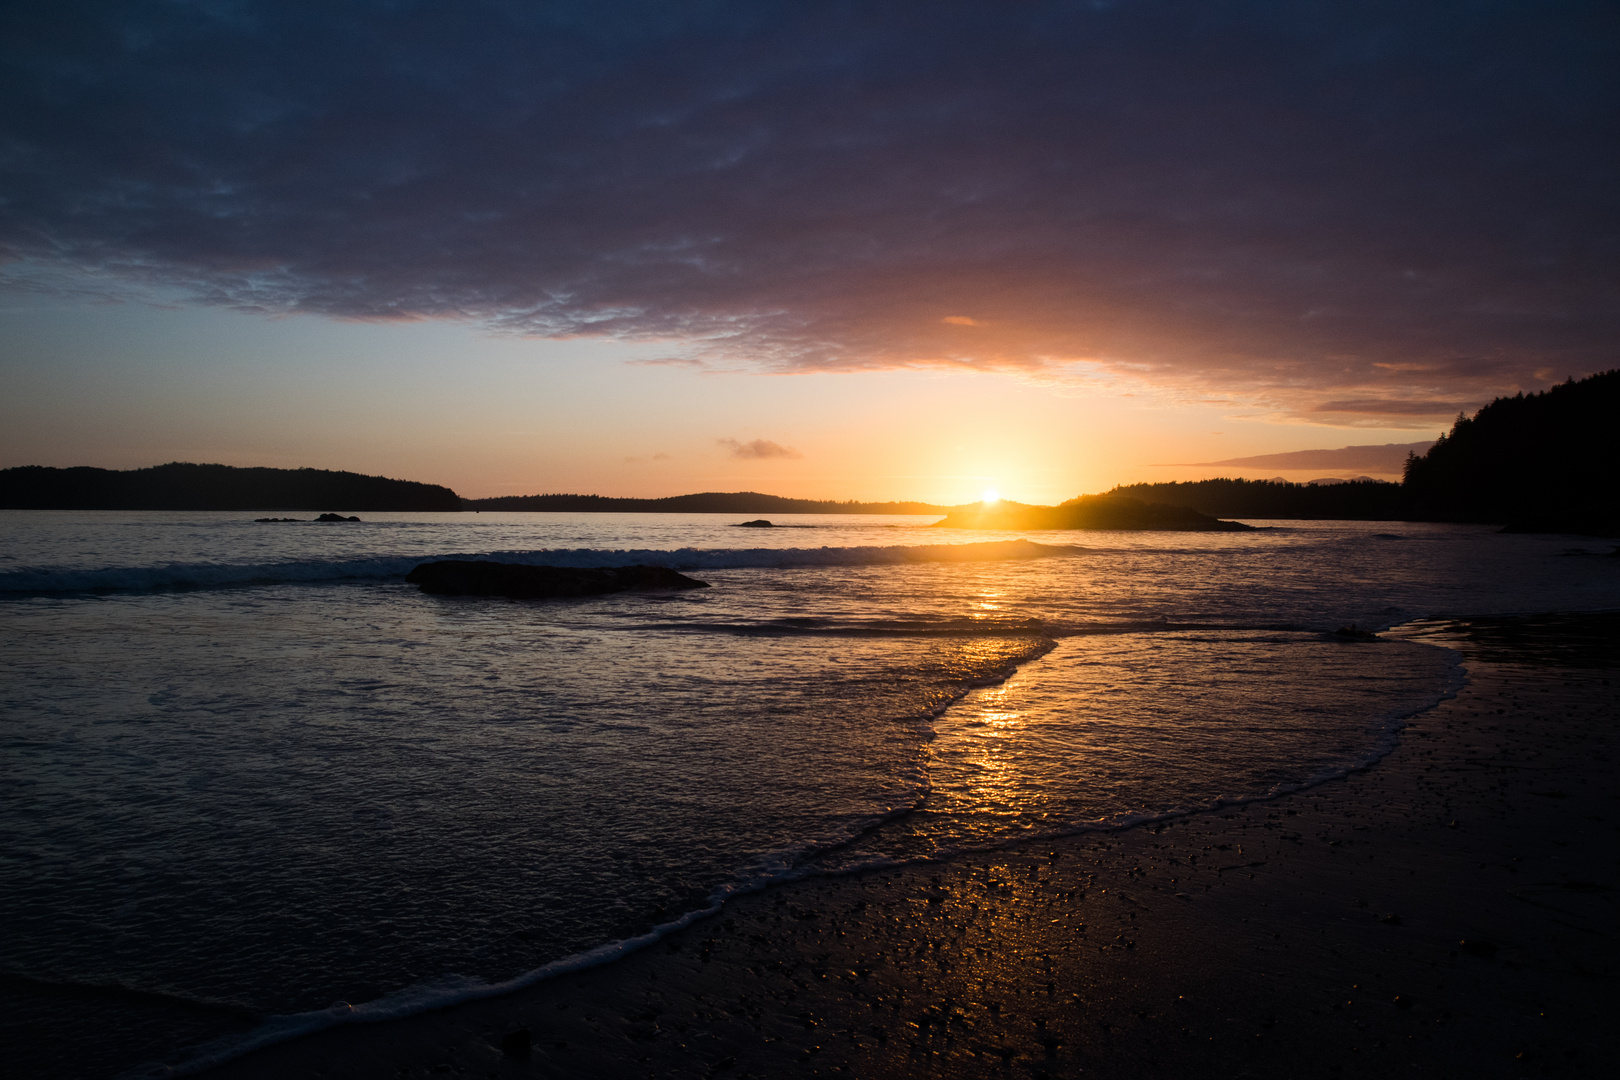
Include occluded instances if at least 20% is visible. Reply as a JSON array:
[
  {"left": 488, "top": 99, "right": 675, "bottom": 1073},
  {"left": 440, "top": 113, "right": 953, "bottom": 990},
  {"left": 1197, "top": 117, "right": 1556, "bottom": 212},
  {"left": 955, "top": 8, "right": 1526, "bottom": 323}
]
[{"left": 461, "top": 491, "right": 961, "bottom": 515}]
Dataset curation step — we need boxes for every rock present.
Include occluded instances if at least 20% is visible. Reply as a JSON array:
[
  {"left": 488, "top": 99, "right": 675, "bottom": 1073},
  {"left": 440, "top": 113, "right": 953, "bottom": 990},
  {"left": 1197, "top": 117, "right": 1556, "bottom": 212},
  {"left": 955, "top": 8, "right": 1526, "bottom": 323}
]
[
  {"left": 406, "top": 560, "right": 710, "bottom": 599},
  {"left": 253, "top": 517, "right": 305, "bottom": 523},
  {"left": 316, "top": 512, "right": 362, "bottom": 522},
  {"left": 736, "top": 519, "right": 775, "bottom": 527},
  {"left": 1333, "top": 625, "right": 1379, "bottom": 641}
]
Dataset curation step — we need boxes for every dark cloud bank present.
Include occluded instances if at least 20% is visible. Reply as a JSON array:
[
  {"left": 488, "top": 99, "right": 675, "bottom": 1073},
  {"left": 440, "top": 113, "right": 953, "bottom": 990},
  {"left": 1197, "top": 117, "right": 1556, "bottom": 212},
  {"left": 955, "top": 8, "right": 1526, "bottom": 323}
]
[
  {"left": 2, "top": 1, "right": 1616, "bottom": 419},
  {"left": 1172, "top": 440, "right": 1434, "bottom": 474}
]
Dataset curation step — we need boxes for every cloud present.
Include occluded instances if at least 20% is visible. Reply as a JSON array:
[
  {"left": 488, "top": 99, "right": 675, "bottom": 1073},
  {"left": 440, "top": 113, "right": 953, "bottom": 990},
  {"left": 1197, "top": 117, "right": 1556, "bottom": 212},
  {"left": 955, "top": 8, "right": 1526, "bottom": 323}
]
[
  {"left": 719, "top": 438, "right": 802, "bottom": 460},
  {"left": 1312, "top": 400, "right": 1471, "bottom": 416},
  {"left": 1163, "top": 441, "right": 1435, "bottom": 473},
  {"left": 2, "top": 1, "right": 1615, "bottom": 418},
  {"left": 626, "top": 357, "right": 711, "bottom": 369}
]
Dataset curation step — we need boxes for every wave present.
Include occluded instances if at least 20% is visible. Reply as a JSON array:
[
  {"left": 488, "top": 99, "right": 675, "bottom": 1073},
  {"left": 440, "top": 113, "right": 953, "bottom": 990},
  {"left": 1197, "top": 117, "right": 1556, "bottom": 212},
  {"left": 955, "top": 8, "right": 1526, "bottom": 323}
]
[
  {"left": 127, "top": 629, "right": 1464, "bottom": 1079},
  {"left": 0, "top": 538, "right": 1083, "bottom": 595},
  {"left": 123, "top": 634, "right": 1052, "bottom": 1078}
]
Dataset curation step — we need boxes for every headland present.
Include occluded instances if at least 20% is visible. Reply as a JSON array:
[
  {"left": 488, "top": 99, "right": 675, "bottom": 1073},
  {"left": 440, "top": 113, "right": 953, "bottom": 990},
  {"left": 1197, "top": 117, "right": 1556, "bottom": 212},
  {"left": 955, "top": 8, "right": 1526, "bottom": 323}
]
[{"left": 0, "top": 463, "right": 460, "bottom": 512}]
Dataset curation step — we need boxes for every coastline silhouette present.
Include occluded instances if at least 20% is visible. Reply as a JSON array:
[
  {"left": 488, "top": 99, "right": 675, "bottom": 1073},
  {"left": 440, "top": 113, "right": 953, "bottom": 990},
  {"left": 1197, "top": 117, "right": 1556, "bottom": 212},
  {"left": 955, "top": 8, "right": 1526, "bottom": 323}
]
[{"left": 4, "top": 370, "right": 1613, "bottom": 534}]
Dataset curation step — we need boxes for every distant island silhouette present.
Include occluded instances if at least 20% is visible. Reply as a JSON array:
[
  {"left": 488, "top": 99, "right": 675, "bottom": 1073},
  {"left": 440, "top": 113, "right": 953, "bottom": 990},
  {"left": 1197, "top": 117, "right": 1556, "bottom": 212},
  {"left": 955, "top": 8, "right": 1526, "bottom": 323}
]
[
  {"left": 5, "top": 371, "right": 1611, "bottom": 533},
  {"left": 0, "top": 463, "right": 460, "bottom": 511},
  {"left": 462, "top": 491, "right": 957, "bottom": 514},
  {"left": 933, "top": 494, "right": 1253, "bottom": 531},
  {"left": 1106, "top": 477, "right": 1404, "bottom": 520}
]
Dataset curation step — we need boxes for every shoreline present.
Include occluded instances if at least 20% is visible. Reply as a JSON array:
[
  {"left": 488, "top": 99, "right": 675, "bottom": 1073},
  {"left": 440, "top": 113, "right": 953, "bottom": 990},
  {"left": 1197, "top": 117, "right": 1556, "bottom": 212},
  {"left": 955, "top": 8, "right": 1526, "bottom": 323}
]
[
  {"left": 195, "top": 611, "right": 1620, "bottom": 1079},
  {"left": 147, "top": 625, "right": 1440, "bottom": 1079}
]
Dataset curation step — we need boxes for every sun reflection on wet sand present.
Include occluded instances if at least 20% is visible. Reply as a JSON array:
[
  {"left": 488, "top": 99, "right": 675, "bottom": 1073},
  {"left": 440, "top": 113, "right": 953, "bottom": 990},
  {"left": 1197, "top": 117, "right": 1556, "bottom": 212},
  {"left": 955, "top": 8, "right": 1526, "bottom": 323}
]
[{"left": 814, "top": 629, "right": 1457, "bottom": 868}]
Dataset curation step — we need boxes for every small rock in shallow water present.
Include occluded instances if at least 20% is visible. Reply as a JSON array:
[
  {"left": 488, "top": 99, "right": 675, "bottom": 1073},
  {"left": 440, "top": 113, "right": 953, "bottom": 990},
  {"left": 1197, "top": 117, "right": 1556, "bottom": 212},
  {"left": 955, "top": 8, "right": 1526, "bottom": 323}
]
[{"left": 736, "top": 519, "right": 775, "bottom": 527}]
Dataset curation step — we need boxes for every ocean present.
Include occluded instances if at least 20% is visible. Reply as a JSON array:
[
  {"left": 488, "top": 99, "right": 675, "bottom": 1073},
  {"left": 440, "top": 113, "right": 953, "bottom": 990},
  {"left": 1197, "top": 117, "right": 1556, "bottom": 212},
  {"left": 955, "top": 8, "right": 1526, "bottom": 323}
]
[{"left": 2, "top": 511, "right": 1616, "bottom": 1078}]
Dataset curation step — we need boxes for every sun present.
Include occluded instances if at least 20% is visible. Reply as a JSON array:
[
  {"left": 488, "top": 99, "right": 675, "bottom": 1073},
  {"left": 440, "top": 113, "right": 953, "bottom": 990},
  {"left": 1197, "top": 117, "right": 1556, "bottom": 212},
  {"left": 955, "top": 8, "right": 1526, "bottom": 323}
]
[{"left": 980, "top": 487, "right": 1001, "bottom": 504}]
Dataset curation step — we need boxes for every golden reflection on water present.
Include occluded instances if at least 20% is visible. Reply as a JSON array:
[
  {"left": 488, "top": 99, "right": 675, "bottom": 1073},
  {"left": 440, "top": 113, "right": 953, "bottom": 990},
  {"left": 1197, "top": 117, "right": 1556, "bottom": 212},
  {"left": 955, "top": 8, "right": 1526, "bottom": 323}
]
[
  {"left": 897, "top": 630, "right": 1462, "bottom": 866},
  {"left": 954, "top": 681, "right": 1032, "bottom": 819}
]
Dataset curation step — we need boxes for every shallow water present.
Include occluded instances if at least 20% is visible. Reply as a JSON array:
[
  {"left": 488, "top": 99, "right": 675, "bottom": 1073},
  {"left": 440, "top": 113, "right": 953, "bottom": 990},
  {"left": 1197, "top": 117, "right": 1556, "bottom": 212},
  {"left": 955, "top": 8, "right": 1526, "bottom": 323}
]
[{"left": 1, "top": 511, "right": 1616, "bottom": 1077}]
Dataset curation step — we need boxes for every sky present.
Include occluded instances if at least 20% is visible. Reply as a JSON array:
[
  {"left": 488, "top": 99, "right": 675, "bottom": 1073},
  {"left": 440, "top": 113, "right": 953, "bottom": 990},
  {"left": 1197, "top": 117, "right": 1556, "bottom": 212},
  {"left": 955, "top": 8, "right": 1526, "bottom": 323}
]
[{"left": 2, "top": 1, "right": 1615, "bottom": 502}]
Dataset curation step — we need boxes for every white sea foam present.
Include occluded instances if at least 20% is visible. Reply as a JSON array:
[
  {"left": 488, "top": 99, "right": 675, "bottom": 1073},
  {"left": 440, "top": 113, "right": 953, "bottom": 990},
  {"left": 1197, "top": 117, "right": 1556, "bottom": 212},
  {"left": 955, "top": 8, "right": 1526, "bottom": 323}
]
[{"left": 128, "top": 634, "right": 1466, "bottom": 1080}]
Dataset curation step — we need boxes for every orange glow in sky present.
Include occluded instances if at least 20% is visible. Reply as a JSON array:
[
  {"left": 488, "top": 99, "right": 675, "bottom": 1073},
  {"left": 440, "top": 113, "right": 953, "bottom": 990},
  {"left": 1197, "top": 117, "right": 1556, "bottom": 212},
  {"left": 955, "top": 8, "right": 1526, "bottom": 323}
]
[{"left": 0, "top": 301, "right": 1453, "bottom": 503}]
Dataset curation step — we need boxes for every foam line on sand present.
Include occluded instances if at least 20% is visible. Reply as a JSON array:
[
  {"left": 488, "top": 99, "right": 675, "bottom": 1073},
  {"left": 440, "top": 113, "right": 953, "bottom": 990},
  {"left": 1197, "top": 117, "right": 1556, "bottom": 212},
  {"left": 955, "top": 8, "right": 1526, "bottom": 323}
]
[{"left": 200, "top": 613, "right": 1620, "bottom": 1079}]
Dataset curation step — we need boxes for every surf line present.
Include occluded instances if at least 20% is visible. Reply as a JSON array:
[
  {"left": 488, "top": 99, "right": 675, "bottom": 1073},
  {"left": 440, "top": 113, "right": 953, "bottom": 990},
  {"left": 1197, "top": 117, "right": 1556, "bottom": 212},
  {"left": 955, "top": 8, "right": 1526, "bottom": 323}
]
[
  {"left": 129, "top": 631, "right": 1058, "bottom": 1079},
  {"left": 140, "top": 625, "right": 1463, "bottom": 1078}
]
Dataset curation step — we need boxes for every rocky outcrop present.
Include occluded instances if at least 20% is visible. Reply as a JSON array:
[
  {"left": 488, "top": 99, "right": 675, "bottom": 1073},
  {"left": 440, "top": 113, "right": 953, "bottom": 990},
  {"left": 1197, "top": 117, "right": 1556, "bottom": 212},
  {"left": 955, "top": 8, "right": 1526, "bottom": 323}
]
[
  {"left": 736, "top": 519, "right": 775, "bottom": 527},
  {"left": 253, "top": 513, "right": 362, "bottom": 522},
  {"left": 406, "top": 560, "right": 710, "bottom": 598}
]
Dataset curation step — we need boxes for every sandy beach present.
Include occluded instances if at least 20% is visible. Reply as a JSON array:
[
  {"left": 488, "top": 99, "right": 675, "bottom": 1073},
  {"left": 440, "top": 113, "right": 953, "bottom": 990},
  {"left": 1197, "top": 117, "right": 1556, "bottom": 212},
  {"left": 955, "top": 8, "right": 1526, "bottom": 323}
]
[{"left": 200, "top": 612, "right": 1619, "bottom": 1080}]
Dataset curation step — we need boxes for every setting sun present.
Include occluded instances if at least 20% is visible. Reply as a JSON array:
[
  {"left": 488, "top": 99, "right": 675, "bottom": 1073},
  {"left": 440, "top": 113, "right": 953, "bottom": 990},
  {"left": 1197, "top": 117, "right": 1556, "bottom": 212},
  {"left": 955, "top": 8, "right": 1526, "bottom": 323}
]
[{"left": 980, "top": 487, "right": 1000, "bottom": 503}]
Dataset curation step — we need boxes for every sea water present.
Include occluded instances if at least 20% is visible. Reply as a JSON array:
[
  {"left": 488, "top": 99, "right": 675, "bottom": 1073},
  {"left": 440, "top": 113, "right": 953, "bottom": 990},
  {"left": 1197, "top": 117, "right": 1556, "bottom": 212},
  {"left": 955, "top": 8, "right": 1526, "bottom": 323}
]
[{"left": 2, "top": 512, "right": 1616, "bottom": 1078}]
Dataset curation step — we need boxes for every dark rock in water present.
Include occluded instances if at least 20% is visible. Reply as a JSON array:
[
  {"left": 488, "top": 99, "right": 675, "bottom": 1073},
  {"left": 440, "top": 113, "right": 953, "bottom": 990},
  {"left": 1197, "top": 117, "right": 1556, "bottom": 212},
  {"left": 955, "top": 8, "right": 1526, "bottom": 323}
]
[
  {"left": 254, "top": 517, "right": 305, "bottom": 523},
  {"left": 736, "top": 519, "right": 775, "bottom": 527},
  {"left": 1333, "top": 625, "right": 1379, "bottom": 641},
  {"left": 500, "top": 1027, "right": 532, "bottom": 1058},
  {"left": 406, "top": 560, "right": 709, "bottom": 598}
]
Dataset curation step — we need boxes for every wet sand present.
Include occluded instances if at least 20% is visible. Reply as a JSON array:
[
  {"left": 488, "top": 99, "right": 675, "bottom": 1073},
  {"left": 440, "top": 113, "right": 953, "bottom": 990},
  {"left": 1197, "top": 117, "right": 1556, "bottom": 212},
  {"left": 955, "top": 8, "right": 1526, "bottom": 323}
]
[{"left": 205, "top": 613, "right": 1619, "bottom": 1079}]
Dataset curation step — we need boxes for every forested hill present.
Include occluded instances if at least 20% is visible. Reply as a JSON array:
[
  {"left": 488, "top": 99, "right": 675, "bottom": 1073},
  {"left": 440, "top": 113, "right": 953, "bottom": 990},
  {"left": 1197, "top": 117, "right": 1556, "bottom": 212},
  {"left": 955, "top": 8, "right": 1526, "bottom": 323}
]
[
  {"left": 1106, "top": 478, "right": 1403, "bottom": 520},
  {"left": 1112, "top": 370, "right": 1617, "bottom": 531},
  {"left": 463, "top": 491, "right": 954, "bottom": 514},
  {"left": 0, "top": 463, "right": 462, "bottom": 511},
  {"left": 1402, "top": 369, "right": 1618, "bottom": 532}
]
